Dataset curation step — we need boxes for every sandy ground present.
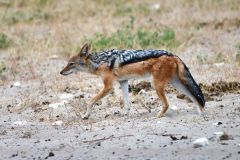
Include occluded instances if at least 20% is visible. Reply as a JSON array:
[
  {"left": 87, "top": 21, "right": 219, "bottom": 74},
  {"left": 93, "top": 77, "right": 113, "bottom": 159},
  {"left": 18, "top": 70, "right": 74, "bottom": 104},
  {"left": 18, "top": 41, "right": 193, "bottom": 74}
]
[{"left": 0, "top": 57, "right": 240, "bottom": 160}]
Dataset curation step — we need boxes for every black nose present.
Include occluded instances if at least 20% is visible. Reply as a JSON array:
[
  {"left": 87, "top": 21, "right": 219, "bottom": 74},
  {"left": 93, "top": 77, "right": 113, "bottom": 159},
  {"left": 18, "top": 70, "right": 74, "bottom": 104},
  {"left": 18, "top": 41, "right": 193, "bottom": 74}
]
[{"left": 60, "top": 71, "right": 63, "bottom": 75}]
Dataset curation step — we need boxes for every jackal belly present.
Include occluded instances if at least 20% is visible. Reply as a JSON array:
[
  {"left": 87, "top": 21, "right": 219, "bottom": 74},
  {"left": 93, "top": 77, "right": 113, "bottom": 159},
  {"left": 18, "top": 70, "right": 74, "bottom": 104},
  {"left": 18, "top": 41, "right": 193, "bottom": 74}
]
[{"left": 117, "top": 72, "right": 151, "bottom": 81}]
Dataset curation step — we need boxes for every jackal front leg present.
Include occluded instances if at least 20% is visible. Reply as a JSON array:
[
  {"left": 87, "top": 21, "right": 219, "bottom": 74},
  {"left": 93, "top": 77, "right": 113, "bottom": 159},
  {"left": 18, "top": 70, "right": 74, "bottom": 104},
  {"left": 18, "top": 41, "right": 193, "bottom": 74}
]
[
  {"left": 82, "top": 75, "right": 115, "bottom": 120},
  {"left": 119, "top": 80, "right": 130, "bottom": 115}
]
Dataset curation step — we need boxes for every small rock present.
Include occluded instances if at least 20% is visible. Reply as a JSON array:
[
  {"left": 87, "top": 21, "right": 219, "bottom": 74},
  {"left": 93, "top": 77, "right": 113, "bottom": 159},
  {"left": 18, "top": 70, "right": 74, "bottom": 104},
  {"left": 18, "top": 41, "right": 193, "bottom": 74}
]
[
  {"left": 48, "top": 100, "right": 67, "bottom": 109},
  {"left": 105, "top": 114, "right": 110, "bottom": 118},
  {"left": 46, "top": 152, "right": 54, "bottom": 158},
  {"left": 96, "top": 142, "right": 101, "bottom": 146},
  {"left": 214, "top": 131, "right": 225, "bottom": 140},
  {"left": 138, "top": 89, "right": 147, "bottom": 95},
  {"left": 11, "top": 154, "right": 18, "bottom": 157},
  {"left": 214, "top": 62, "right": 224, "bottom": 67},
  {"left": 218, "top": 105, "right": 224, "bottom": 108},
  {"left": 219, "top": 133, "right": 233, "bottom": 141},
  {"left": 212, "top": 122, "right": 223, "bottom": 126},
  {"left": 42, "top": 101, "right": 50, "bottom": 105},
  {"left": 13, "top": 82, "right": 21, "bottom": 87},
  {"left": 50, "top": 54, "right": 58, "bottom": 59},
  {"left": 12, "top": 120, "right": 27, "bottom": 126},
  {"left": 52, "top": 120, "right": 63, "bottom": 126},
  {"left": 151, "top": 4, "right": 160, "bottom": 10},
  {"left": 180, "top": 136, "right": 188, "bottom": 140},
  {"left": 60, "top": 93, "right": 74, "bottom": 100},
  {"left": 176, "top": 94, "right": 185, "bottom": 99},
  {"left": 170, "top": 135, "right": 178, "bottom": 141},
  {"left": 214, "top": 131, "right": 224, "bottom": 136},
  {"left": 113, "top": 110, "right": 120, "bottom": 115},
  {"left": 176, "top": 94, "right": 192, "bottom": 102},
  {"left": 193, "top": 137, "right": 209, "bottom": 148},
  {"left": 49, "top": 103, "right": 63, "bottom": 109},
  {"left": 157, "top": 121, "right": 162, "bottom": 124},
  {"left": 170, "top": 105, "right": 178, "bottom": 111}
]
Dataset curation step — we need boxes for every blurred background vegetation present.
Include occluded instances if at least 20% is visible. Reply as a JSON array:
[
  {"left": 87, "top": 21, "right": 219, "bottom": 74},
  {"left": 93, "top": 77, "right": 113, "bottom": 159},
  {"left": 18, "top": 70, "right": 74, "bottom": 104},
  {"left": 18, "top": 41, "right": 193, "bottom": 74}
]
[
  {"left": 0, "top": 0, "right": 240, "bottom": 82},
  {"left": 1, "top": 0, "right": 239, "bottom": 53}
]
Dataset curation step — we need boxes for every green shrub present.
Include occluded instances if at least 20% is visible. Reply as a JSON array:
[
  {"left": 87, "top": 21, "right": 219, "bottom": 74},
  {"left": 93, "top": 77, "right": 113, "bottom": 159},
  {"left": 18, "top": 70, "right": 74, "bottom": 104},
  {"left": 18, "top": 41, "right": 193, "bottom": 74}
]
[
  {"left": 87, "top": 25, "right": 178, "bottom": 51},
  {"left": 0, "top": 33, "right": 11, "bottom": 49},
  {"left": 215, "top": 52, "right": 225, "bottom": 63},
  {"left": 160, "top": 27, "right": 175, "bottom": 44},
  {"left": 236, "top": 44, "right": 240, "bottom": 64},
  {"left": 0, "top": 63, "right": 6, "bottom": 76}
]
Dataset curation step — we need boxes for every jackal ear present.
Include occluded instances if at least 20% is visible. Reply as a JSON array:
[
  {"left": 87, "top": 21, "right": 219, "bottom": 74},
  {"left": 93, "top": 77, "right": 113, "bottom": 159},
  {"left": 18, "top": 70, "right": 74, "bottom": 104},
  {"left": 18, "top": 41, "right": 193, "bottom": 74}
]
[{"left": 79, "top": 43, "right": 91, "bottom": 57}]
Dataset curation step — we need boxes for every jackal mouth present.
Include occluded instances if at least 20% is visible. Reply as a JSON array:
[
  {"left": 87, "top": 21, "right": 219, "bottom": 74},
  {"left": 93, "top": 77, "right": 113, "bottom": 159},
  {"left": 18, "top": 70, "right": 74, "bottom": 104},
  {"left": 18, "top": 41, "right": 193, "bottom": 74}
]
[{"left": 60, "top": 70, "right": 73, "bottom": 76}]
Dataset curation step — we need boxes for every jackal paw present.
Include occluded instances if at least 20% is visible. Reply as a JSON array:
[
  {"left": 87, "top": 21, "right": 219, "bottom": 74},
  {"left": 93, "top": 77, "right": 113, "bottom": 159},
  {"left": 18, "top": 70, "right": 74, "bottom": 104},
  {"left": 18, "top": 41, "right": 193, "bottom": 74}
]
[
  {"left": 201, "top": 112, "right": 208, "bottom": 121},
  {"left": 157, "top": 113, "right": 165, "bottom": 118}
]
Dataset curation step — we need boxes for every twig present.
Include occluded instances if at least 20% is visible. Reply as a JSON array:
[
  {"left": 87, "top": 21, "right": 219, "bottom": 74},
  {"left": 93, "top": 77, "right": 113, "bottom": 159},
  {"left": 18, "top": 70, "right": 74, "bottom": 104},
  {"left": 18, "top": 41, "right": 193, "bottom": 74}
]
[{"left": 82, "top": 134, "right": 134, "bottom": 144}]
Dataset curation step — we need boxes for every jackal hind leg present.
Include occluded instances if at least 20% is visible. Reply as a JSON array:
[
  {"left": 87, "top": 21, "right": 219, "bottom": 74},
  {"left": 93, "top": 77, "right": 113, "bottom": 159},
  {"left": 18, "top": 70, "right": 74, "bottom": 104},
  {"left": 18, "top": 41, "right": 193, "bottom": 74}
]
[
  {"left": 82, "top": 74, "right": 115, "bottom": 120},
  {"left": 154, "top": 83, "right": 169, "bottom": 118},
  {"left": 152, "top": 57, "right": 177, "bottom": 118}
]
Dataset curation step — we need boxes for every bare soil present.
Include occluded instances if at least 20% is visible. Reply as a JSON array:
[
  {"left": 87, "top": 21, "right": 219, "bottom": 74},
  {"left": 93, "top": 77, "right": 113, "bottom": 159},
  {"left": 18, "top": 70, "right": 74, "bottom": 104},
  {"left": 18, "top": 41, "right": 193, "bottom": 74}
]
[{"left": 0, "top": 56, "right": 240, "bottom": 160}]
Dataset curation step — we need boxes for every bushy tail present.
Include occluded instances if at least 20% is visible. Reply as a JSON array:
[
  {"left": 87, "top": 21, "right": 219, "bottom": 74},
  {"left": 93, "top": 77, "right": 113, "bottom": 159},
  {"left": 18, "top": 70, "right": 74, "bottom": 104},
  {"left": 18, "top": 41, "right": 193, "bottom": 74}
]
[{"left": 172, "top": 56, "right": 205, "bottom": 110}]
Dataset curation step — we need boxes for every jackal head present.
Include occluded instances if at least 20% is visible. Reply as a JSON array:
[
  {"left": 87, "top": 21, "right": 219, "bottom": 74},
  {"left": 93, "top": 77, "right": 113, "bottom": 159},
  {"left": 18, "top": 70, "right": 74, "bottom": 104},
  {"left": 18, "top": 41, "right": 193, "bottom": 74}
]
[{"left": 60, "top": 44, "right": 92, "bottom": 76}]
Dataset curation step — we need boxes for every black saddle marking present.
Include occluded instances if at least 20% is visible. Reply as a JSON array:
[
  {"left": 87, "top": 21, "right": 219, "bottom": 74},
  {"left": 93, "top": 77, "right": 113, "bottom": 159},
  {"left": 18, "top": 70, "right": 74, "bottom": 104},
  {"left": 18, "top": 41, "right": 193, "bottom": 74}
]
[{"left": 91, "top": 49, "right": 173, "bottom": 68}]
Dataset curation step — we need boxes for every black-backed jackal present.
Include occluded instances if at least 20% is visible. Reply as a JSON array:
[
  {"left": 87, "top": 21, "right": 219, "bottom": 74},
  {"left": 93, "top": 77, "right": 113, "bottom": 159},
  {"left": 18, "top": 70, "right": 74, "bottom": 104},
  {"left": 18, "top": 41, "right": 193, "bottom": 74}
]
[{"left": 60, "top": 44, "right": 205, "bottom": 119}]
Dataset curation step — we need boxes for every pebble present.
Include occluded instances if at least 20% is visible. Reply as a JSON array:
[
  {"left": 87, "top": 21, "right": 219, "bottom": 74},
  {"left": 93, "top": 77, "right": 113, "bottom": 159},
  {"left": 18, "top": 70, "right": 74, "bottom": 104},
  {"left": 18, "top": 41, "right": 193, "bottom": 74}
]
[
  {"left": 60, "top": 93, "right": 74, "bottom": 100},
  {"left": 48, "top": 100, "right": 67, "bottom": 109},
  {"left": 50, "top": 55, "right": 58, "bottom": 59},
  {"left": 214, "top": 131, "right": 224, "bottom": 136},
  {"left": 214, "top": 62, "right": 224, "bottom": 67},
  {"left": 212, "top": 122, "right": 223, "bottom": 126},
  {"left": 52, "top": 120, "right": 63, "bottom": 126},
  {"left": 13, "top": 82, "right": 21, "bottom": 87},
  {"left": 12, "top": 120, "right": 27, "bottom": 126},
  {"left": 193, "top": 137, "right": 209, "bottom": 148},
  {"left": 138, "top": 89, "right": 147, "bottom": 96},
  {"left": 170, "top": 105, "right": 178, "bottom": 111},
  {"left": 151, "top": 4, "right": 160, "bottom": 10}
]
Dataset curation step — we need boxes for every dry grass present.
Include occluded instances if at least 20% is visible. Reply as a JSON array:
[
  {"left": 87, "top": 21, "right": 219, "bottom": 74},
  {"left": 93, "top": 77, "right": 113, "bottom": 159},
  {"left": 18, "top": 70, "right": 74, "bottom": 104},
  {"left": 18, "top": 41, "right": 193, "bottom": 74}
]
[{"left": 0, "top": 0, "right": 240, "bottom": 83}]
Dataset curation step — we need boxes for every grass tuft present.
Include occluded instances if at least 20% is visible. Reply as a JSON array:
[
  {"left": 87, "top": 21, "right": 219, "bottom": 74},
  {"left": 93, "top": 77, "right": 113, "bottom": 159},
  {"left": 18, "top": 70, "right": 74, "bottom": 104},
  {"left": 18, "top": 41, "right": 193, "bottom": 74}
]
[
  {"left": 2, "top": 9, "right": 52, "bottom": 25},
  {"left": 160, "top": 27, "right": 176, "bottom": 45},
  {"left": 87, "top": 18, "right": 179, "bottom": 51},
  {"left": 236, "top": 44, "right": 240, "bottom": 64},
  {"left": 0, "top": 33, "right": 12, "bottom": 49},
  {"left": 0, "top": 62, "right": 7, "bottom": 81}
]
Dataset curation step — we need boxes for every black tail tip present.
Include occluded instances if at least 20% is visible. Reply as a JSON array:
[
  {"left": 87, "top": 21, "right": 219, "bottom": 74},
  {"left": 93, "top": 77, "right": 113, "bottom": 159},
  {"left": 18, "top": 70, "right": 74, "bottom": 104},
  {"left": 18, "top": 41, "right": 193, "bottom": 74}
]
[{"left": 197, "top": 95, "right": 205, "bottom": 108}]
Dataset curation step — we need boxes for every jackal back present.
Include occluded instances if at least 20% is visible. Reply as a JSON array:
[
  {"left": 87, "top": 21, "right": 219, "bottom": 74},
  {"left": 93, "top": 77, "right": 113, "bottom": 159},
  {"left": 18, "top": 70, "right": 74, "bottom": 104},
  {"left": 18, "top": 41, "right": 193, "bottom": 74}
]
[{"left": 90, "top": 49, "right": 174, "bottom": 69}]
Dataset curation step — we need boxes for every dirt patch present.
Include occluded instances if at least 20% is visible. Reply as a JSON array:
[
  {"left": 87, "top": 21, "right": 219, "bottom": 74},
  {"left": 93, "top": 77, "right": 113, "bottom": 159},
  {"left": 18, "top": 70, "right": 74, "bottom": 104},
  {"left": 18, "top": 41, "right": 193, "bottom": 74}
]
[
  {"left": 129, "top": 81, "right": 240, "bottom": 102},
  {"left": 200, "top": 81, "right": 240, "bottom": 93},
  {"left": 197, "top": 17, "right": 240, "bottom": 30}
]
